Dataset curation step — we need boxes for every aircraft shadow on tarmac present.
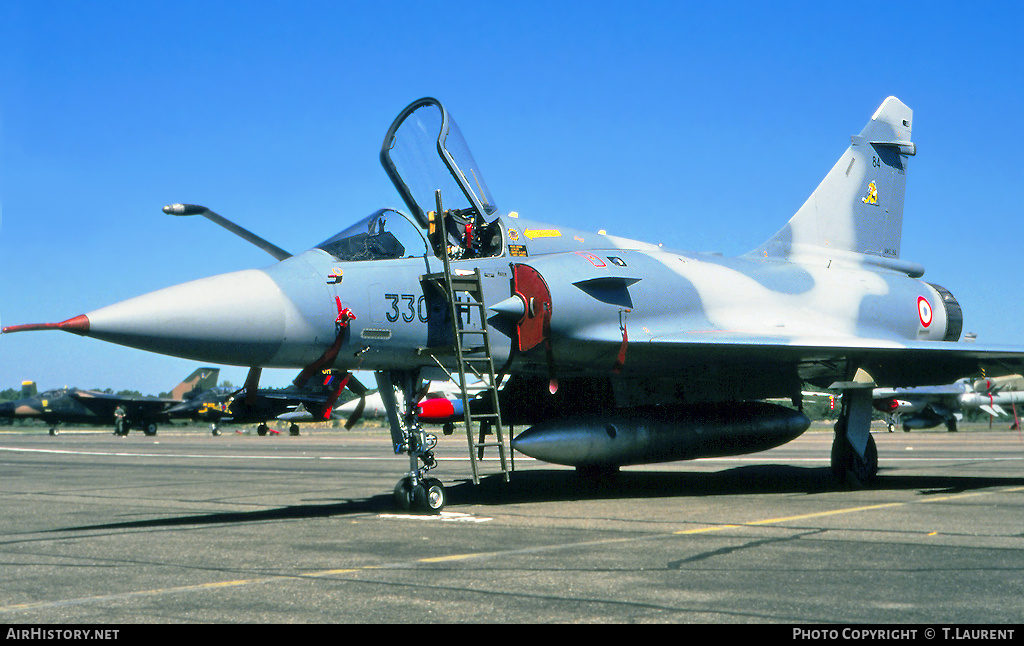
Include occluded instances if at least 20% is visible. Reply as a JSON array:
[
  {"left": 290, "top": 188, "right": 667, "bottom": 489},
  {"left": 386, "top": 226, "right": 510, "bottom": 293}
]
[
  {"left": 449, "top": 465, "right": 1024, "bottom": 507},
  {"left": 57, "top": 497, "right": 386, "bottom": 533},
  {"left": 54, "top": 464, "right": 1024, "bottom": 533}
]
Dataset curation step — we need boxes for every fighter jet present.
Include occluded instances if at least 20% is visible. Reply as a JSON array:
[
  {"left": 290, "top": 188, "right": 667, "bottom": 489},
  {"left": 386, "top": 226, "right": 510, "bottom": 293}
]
[
  {"left": 5, "top": 96, "right": 1024, "bottom": 513},
  {"left": 167, "top": 368, "right": 363, "bottom": 435},
  {"left": 0, "top": 367, "right": 220, "bottom": 435},
  {"left": 874, "top": 374, "right": 1024, "bottom": 431},
  {"left": 970, "top": 375, "right": 1024, "bottom": 429}
]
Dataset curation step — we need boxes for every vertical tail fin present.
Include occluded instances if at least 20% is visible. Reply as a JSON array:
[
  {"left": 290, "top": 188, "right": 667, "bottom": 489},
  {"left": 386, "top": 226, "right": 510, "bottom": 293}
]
[
  {"left": 752, "top": 96, "right": 922, "bottom": 276},
  {"left": 21, "top": 381, "right": 38, "bottom": 398},
  {"left": 170, "top": 367, "right": 221, "bottom": 400}
]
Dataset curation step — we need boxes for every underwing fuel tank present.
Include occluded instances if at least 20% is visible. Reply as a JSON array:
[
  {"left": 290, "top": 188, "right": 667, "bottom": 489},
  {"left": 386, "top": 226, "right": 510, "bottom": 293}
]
[
  {"left": 511, "top": 402, "right": 810, "bottom": 468},
  {"left": 899, "top": 412, "right": 944, "bottom": 430}
]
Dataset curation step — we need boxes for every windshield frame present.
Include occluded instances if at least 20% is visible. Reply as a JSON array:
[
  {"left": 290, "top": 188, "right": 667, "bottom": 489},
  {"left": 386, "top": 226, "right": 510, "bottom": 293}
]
[{"left": 315, "top": 208, "right": 431, "bottom": 262}]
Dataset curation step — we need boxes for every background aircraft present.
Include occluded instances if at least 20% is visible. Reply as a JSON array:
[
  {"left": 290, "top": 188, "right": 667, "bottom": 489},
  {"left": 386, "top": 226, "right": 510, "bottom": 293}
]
[
  {"left": 0, "top": 381, "right": 41, "bottom": 425},
  {"left": 0, "top": 367, "right": 219, "bottom": 435},
  {"left": 5, "top": 96, "right": 1024, "bottom": 513},
  {"left": 166, "top": 369, "right": 367, "bottom": 435},
  {"left": 329, "top": 391, "right": 387, "bottom": 427},
  {"left": 874, "top": 374, "right": 1024, "bottom": 432},
  {"left": 277, "top": 380, "right": 481, "bottom": 430}
]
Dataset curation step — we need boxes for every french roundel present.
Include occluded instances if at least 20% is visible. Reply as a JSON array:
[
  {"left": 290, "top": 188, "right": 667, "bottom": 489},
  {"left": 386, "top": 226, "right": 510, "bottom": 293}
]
[{"left": 917, "top": 296, "right": 933, "bottom": 328}]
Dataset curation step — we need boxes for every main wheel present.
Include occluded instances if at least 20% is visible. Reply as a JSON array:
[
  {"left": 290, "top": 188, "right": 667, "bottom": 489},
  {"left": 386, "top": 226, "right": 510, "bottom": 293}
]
[
  {"left": 144, "top": 423, "right": 158, "bottom": 436},
  {"left": 257, "top": 424, "right": 268, "bottom": 436},
  {"left": 289, "top": 424, "right": 300, "bottom": 436},
  {"left": 393, "top": 477, "right": 414, "bottom": 511},
  {"left": 832, "top": 432, "right": 877, "bottom": 483},
  {"left": 413, "top": 478, "right": 446, "bottom": 514},
  {"left": 849, "top": 434, "right": 878, "bottom": 482},
  {"left": 830, "top": 432, "right": 849, "bottom": 481}
]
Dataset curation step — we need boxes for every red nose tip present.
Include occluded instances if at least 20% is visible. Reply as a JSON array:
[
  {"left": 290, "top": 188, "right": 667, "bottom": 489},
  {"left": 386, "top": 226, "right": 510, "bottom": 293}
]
[{"left": 2, "top": 315, "right": 91, "bottom": 335}]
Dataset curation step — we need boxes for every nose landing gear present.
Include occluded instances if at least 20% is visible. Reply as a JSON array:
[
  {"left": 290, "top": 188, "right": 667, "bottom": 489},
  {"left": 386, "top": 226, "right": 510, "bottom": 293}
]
[
  {"left": 393, "top": 424, "right": 446, "bottom": 513},
  {"left": 379, "top": 370, "right": 448, "bottom": 514}
]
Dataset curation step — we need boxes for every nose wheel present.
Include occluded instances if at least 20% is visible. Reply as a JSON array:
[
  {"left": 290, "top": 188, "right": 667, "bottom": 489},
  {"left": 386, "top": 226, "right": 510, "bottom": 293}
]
[{"left": 394, "top": 475, "right": 447, "bottom": 513}]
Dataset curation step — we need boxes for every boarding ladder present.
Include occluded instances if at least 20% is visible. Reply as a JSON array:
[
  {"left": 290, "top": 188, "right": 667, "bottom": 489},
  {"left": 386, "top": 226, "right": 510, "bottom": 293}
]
[{"left": 422, "top": 209, "right": 511, "bottom": 485}]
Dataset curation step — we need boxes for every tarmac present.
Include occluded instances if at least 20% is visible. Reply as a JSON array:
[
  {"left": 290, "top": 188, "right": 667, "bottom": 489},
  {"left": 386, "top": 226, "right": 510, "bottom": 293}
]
[{"left": 0, "top": 421, "right": 1022, "bottom": 624}]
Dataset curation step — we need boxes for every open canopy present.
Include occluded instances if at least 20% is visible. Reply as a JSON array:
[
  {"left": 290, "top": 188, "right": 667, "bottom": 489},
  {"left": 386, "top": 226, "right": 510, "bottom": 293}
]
[{"left": 380, "top": 97, "right": 497, "bottom": 229}]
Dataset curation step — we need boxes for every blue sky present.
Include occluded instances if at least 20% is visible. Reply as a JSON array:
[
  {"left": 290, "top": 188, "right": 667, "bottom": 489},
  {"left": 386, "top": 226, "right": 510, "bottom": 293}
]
[{"left": 1, "top": 1, "right": 1022, "bottom": 395}]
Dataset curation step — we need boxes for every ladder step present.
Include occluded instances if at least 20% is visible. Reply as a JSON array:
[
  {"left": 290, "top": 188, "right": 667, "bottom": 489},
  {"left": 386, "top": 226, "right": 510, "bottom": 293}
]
[{"left": 469, "top": 413, "right": 501, "bottom": 421}]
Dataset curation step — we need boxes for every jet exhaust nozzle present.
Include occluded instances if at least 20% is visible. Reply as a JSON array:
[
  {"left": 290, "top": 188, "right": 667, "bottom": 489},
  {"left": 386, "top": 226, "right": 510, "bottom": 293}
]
[{"left": 511, "top": 401, "right": 810, "bottom": 467}]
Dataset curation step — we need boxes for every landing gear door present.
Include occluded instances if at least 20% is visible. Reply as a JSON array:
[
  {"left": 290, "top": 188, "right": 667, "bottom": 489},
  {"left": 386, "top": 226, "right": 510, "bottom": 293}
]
[{"left": 380, "top": 97, "right": 499, "bottom": 239}]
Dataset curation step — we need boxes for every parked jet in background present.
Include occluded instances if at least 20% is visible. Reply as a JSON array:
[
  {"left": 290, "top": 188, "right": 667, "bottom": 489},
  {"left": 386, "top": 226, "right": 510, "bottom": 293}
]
[
  {"left": 0, "top": 367, "right": 219, "bottom": 435},
  {"left": 167, "top": 369, "right": 366, "bottom": 435},
  {"left": 282, "top": 380, "right": 483, "bottom": 430},
  {"left": 331, "top": 391, "right": 387, "bottom": 426},
  {"left": 875, "top": 374, "right": 1024, "bottom": 431},
  {"left": 5, "top": 96, "right": 1024, "bottom": 513}
]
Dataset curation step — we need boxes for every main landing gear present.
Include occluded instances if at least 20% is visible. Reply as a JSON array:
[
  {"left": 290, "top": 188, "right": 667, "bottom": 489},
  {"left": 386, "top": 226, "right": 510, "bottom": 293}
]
[
  {"left": 113, "top": 418, "right": 158, "bottom": 436},
  {"left": 831, "top": 387, "right": 878, "bottom": 485},
  {"left": 379, "top": 370, "right": 447, "bottom": 514}
]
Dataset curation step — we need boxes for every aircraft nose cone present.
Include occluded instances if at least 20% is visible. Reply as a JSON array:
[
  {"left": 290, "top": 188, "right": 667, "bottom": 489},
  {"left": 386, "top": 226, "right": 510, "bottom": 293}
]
[
  {"left": 0, "top": 401, "right": 14, "bottom": 419},
  {"left": 81, "top": 269, "right": 322, "bottom": 366}
]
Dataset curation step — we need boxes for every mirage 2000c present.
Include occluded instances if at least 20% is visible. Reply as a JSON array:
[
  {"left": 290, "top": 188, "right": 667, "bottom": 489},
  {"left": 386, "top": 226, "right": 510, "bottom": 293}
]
[{"left": 5, "top": 96, "right": 1024, "bottom": 512}]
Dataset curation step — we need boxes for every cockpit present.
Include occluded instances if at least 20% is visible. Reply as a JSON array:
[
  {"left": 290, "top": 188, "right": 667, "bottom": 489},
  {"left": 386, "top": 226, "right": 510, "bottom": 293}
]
[
  {"left": 319, "top": 96, "right": 503, "bottom": 262},
  {"left": 317, "top": 98, "right": 505, "bottom": 263}
]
